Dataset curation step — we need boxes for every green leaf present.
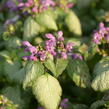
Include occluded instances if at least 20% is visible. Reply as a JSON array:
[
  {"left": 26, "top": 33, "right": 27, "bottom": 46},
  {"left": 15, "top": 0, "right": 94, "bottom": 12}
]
[
  {"left": 0, "top": 50, "right": 11, "bottom": 60},
  {"left": 45, "top": 9, "right": 57, "bottom": 20},
  {"left": 4, "top": 59, "right": 21, "bottom": 81},
  {"left": 11, "top": 68, "right": 26, "bottom": 84},
  {"left": 66, "top": 59, "right": 91, "bottom": 88},
  {"left": 44, "top": 59, "right": 56, "bottom": 75},
  {"left": 65, "top": 11, "right": 82, "bottom": 36},
  {"left": 23, "top": 61, "right": 44, "bottom": 89},
  {"left": 23, "top": 17, "right": 40, "bottom": 41},
  {"left": 32, "top": 73, "right": 62, "bottom": 109},
  {"left": 91, "top": 56, "right": 109, "bottom": 92},
  {"left": 90, "top": 100, "right": 107, "bottom": 109},
  {"left": 36, "top": 13, "right": 58, "bottom": 30},
  {"left": 55, "top": 58, "right": 68, "bottom": 77},
  {"left": 6, "top": 37, "right": 21, "bottom": 49}
]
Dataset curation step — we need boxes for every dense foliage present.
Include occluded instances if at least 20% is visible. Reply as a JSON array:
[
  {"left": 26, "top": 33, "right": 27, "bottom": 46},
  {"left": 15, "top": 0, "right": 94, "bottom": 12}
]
[{"left": 1, "top": 0, "right": 109, "bottom": 109}]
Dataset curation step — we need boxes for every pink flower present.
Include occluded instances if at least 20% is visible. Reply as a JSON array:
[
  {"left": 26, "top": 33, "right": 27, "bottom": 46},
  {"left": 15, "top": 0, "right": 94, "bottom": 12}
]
[
  {"left": 61, "top": 52, "right": 67, "bottom": 59},
  {"left": 57, "top": 31, "right": 64, "bottom": 41},
  {"left": 67, "top": 3, "right": 74, "bottom": 8},
  {"left": 32, "top": 6, "right": 38, "bottom": 13},
  {"left": 27, "top": 0, "right": 34, "bottom": 5},
  {"left": 24, "top": 46, "right": 37, "bottom": 54},
  {"left": 18, "top": 3, "right": 25, "bottom": 7},
  {"left": 38, "top": 51, "right": 47, "bottom": 61},
  {"left": 29, "top": 54, "right": 37, "bottom": 61},
  {"left": 25, "top": 2, "right": 31, "bottom": 7},
  {"left": 66, "top": 42, "right": 74, "bottom": 52},
  {"left": 45, "top": 33, "right": 56, "bottom": 41},
  {"left": 22, "top": 41, "right": 32, "bottom": 47}
]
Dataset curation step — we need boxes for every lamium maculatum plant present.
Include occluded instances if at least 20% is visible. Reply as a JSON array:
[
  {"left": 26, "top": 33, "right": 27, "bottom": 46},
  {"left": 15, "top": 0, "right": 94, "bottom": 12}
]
[
  {"left": 21, "top": 31, "right": 84, "bottom": 109},
  {"left": 1, "top": 0, "right": 109, "bottom": 109}
]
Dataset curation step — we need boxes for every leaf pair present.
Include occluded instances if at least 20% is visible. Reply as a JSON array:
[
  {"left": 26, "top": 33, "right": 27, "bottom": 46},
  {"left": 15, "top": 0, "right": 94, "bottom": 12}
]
[
  {"left": 23, "top": 61, "right": 62, "bottom": 109},
  {"left": 23, "top": 61, "right": 44, "bottom": 89},
  {"left": 23, "top": 13, "right": 58, "bottom": 41},
  {"left": 44, "top": 58, "right": 68, "bottom": 77}
]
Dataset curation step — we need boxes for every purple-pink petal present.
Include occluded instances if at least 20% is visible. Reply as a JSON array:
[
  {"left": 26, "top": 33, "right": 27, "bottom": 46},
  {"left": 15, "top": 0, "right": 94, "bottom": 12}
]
[
  {"left": 66, "top": 42, "right": 74, "bottom": 52},
  {"left": 24, "top": 46, "right": 37, "bottom": 54},
  {"left": 45, "top": 33, "right": 56, "bottom": 41},
  {"left": 22, "top": 41, "right": 32, "bottom": 47},
  {"left": 61, "top": 52, "right": 67, "bottom": 59}
]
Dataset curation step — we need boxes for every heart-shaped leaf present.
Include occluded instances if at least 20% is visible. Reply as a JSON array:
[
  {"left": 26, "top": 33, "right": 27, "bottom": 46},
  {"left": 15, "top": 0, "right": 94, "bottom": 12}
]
[
  {"left": 32, "top": 73, "right": 62, "bottom": 109},
  {"left": 23, "top": 61, "right": 44, "bottom": 89}
]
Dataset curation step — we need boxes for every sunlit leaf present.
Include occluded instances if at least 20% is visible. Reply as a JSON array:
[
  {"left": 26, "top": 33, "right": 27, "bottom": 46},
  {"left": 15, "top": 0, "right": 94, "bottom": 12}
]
[
  {"left": 32, "top": 73, "right": 62, "bottom": 109},
  {"left": 65, "top": 11, "right": 82, "bottom": 36},
  {"left": 23, "top": 61, "right": 44, "bottom": 89},
  {"left": 23, "top": 17, "right": 40, "bottom": 41},
  {"left": 44, "top": 59, "right": 56, "bottom": 75},
  {"left": 55, "top": 58, "right": 68, "bottom": 77},
  {"left": 36, "top": 13, "right": 58, "bottom": 30}
]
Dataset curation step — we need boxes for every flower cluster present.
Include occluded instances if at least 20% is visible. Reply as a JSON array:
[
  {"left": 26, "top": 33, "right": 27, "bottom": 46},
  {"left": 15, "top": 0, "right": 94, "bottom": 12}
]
[
  {"left": 5, "top": 0, "right": 74, "bottom": 14},
  {"left": 5, "top": 0, "right": 55, "bottom": 14},
  {"left": 17, "top": 0, "right": 55, "bottom": 14},
  {"left": 93, "top": 22, "right": 109, "bottom": 44},
  {"left": 22, "top": 31, "right": 74, "bottom": 61}
]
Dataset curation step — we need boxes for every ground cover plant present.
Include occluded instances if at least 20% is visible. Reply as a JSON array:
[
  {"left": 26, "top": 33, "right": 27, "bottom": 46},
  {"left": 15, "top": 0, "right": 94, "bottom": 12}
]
[{"left": 1, "top": 0, "right": 109, "bottom": 109}]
